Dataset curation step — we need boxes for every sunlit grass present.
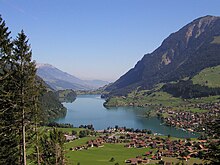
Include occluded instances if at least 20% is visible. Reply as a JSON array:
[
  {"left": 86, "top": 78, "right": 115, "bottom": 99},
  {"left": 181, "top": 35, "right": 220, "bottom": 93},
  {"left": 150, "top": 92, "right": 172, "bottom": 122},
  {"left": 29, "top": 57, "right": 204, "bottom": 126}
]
[{"left": 192, "top": 65, "right": 220, "bottom": 88}]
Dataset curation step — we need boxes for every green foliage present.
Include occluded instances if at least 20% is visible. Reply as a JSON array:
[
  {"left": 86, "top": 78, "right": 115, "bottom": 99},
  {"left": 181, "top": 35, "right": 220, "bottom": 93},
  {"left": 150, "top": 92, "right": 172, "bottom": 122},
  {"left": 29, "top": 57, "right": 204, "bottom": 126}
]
[
  {"left": 0, "top": 14, "right": 19, "bottom": 165},
  {"left": 79, "top": 130, "right": 90, "bottom": 138},
  {"left": 40, "top": 91, "right": 67, "bottom": 122},
  {"left": 72, "top": 130, "right": 77, "bottom": 136},
  {"left": 109, "top": 157, "right": 115, "bottom": 162},
  {"left": 39, "top": 128, "right": 66, "bottom": 165},
  {"left": 55, "top": 89, "right": 76, "bottom": 103},
  {"left": 12, "top": 30, "right": 41, "bottom": 165},
  {"left": 0, "top": 17, "right": 43, "bottom": 164},
  {"left": 33, "top": 76, "right": 68, "bottom": 123},
  {"left": 47, "top": 122, "right": 73, "bottom": 128},
  {"left": 162, "top": 80, "right": 220, "bottom": 98},
  {"left": 0, "top": 15, "right": 65, "bottom": 165}
]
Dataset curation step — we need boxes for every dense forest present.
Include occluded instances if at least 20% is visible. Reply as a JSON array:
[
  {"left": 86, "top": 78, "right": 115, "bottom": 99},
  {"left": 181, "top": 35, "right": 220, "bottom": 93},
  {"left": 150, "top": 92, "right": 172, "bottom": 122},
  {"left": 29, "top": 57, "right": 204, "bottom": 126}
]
[
  {"left": 162, "top": 80, "right": 220, "bottom": 98},
  {"left": 55, "top": 89, "right": 77, "bottom": 103}
]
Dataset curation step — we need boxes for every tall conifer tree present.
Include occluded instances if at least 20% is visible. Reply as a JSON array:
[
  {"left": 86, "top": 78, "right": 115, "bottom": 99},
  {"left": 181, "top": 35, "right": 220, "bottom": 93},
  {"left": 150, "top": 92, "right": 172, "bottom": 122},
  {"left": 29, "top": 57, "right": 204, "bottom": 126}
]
[
  {"left": 0, "top": 15, "right": 19, "bottom": 165},
  {"left": 13, "top": 30, "right": 39, "bottom": 165},
  {"left": 1, "top": 15, "right": 64, "bottom": 165},
  {"left": 40, "top": 128, "right": 66, "bottom": 165}
]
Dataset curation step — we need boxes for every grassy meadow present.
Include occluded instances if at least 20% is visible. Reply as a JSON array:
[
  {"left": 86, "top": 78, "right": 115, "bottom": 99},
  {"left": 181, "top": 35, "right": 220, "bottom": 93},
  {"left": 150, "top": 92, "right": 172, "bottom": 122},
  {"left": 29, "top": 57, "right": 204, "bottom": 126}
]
[
  {"left": 192, "top": 65, "right": 220, "bottom": 88},
  {"left": 64, "top": 138, "right": 204, "bottom": 165},
  {"left": 65, "top": 143, "right": 148, "bottom": 165}
]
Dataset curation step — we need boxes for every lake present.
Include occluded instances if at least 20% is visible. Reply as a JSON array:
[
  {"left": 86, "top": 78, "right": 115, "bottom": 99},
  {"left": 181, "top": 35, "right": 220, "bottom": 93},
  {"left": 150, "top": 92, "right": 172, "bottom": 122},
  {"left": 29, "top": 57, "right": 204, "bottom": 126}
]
[{"left": 56, "top": 95, "right": 199, "bottom": 138}]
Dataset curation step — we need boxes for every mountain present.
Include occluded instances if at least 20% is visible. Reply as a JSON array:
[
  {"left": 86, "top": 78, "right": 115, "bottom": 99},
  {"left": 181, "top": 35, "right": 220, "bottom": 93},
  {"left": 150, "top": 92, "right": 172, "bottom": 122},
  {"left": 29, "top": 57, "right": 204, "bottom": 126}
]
[
  {"left": 36, "top": 63, "right": 109, "bottom": 90},
  {"left": 106, "top": 15, "right": 220, "bottom": 96}
]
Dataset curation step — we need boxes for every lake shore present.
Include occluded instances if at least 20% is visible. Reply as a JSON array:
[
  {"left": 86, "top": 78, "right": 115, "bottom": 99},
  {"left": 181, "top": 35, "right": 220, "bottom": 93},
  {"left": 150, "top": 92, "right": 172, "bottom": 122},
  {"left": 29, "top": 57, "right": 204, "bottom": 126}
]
[{"left": 57, "top": 95, "right": 199, "bottom": 138}]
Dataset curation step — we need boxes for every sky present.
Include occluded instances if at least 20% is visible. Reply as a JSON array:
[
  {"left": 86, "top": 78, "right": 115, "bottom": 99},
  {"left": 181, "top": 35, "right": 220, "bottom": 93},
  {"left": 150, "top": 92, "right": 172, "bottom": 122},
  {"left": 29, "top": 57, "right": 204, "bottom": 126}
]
[{"left": 0, "top": 0, "right": 220, "bottom": 82}]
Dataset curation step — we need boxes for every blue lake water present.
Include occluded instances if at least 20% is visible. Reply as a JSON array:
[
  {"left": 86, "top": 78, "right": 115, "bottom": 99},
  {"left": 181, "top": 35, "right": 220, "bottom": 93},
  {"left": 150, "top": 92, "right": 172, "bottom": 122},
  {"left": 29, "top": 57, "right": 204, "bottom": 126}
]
[{"left": 56, "top": 95, "right": 199, "bottom": 138}]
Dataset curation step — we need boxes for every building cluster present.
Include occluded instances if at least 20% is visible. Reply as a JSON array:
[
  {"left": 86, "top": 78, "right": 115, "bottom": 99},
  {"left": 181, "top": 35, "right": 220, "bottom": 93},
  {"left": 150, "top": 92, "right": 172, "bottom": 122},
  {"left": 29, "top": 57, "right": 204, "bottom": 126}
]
[
  {"left": 157, "top": 102, "right": 220, "bottom": 133},
  {"left": 69, "top": 129, "right": 211, "bottom": 164},
  {"left": 66, "top": 102, "right": 220, "bottom": 164},
  {"left": 122, "top": 132, "right": 209, "bottom": 161}
]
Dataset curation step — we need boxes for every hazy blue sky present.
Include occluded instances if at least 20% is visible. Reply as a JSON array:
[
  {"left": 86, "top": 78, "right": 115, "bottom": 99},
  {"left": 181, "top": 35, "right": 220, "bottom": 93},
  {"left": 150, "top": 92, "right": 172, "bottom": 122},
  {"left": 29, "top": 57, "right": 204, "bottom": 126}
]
[{"left": 1, "top": 0, "right": 220, "bottom": 81}]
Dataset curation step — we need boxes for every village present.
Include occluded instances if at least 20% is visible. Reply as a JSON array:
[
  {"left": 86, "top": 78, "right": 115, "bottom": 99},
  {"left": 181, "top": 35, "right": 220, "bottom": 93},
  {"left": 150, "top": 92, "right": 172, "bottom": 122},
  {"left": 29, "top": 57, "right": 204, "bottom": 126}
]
[
  {"left": 66, "top": 127, "right": 212, "bottom": 165},
  {"left": 155, "top": 101, "right": 220, "bottom": 134},
  {"left": 54, "top": 101, "right": 220, "bottom": 164}
]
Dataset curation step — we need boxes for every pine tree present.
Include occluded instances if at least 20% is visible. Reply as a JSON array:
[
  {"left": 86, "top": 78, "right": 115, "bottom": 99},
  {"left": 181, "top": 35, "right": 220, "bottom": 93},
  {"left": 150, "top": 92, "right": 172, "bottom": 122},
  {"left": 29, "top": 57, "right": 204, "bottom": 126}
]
[
  {"left": 40, "top": 128, "right": 66, "bottom": 165},
  {"left": 0, "top": 15, "right": 19, "bottom": 165},
  {"left": 1, "top": 15, "right": 65, "bottom": 165},
  {"left": 50, "top": 128, "right": 65, "bottom": 165},
  {"left": 31, "top": 82, "right": 45, "bottom": 165},
  {"left": 12, "top": 30, "right": 40, "bottom": 165}
]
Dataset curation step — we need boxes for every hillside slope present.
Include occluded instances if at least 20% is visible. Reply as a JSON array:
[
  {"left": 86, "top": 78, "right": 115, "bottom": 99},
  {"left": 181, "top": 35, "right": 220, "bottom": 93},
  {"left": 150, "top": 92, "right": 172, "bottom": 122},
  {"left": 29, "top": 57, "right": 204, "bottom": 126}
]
[
  {"left": 104, "top": 66, "right": 220, "bottom": 107},
  {"left": 106, "top": 15, "right": 220, "bottom": 96},
  {"left": 36, "top": 76, "right": 67, "bottom": 122},
  {"left": 192, "top": 65, "right": 220, "bottom": 87}
]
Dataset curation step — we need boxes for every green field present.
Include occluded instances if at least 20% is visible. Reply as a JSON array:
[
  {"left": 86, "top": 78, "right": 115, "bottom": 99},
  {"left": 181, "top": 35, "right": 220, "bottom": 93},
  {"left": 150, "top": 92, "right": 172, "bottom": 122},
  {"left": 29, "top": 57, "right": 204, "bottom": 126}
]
[
  {"left": 105, "top": 77, "right": 220, "bottom": 113},
  {"left": 192, "top": 65, "right": 220, "bottom": 88},
  {"left": 41, "top": 126, "right": 84, "bottom": 133},
  {"left": 65, "top": 142, "right": 149, "bottom": 165},
  {"left": 64, "top": 138, "right": 203, "bottom": 165},
  {"left": 106, "top": 91, "right": 184, "bottom": 107}
]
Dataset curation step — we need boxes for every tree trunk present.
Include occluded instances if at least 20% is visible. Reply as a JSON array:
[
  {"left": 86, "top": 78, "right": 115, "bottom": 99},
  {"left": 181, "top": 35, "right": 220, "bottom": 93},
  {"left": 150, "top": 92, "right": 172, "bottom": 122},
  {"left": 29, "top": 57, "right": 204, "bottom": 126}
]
[
  {"left": 21, "top": 53, "right": 26, "bottom": 165},
  {"left": 22, "top": 108, "right": 26, "bottom": 165},
  {"left": 55, "top": 144, "right": 58, "bottom": 165},
  {"left": 35, "top": 114, "right": 40, "bottom": 165},
  {"left": 36, "top": 145, "right": 40, "bottom": 165}
]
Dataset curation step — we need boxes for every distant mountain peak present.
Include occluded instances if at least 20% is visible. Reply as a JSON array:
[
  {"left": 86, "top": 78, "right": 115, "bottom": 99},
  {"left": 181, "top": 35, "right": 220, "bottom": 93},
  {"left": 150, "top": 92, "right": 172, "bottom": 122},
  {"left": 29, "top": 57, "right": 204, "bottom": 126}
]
[
  {"left": 185, "top": 15, "right": 219, "bottom": 40},
  {"left": 194, "top": 15, "right": 219, "bottom": 23},
  {"left": 36, "top": 63, "right": 109, "bottom": 90},
  {"left": 36, "top": 63, "right": 55, "bottom": 69}
]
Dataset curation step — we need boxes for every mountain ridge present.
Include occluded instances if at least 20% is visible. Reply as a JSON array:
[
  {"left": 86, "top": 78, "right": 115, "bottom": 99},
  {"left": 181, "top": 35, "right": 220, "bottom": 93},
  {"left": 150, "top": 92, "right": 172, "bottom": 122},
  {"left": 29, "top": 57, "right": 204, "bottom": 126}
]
[
  {"left": 106, "top": 15, "right": 220, "bottom": 96},
  {"left": 37, "top": 63, "right": 109, "bottom": 90}
]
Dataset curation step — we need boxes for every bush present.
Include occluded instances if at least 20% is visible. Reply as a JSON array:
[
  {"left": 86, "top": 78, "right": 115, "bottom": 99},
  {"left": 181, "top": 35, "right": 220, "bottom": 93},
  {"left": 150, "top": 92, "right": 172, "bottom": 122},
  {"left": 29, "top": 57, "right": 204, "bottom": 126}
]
[{"left": 109, "top": 157, "right": 115, "bottom": 162}]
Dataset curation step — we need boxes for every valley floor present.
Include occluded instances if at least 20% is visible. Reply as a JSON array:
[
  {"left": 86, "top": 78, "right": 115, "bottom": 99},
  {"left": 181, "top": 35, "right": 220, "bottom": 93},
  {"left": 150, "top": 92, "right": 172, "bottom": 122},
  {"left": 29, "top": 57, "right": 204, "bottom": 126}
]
[
  {"left": 66, "top": 143, "right": 147, "bottom": 165},
  {"left": 59, "top": 127, "right": 208, "bottom": 165},
  {"left": 65, "top": 142, "right": 204, "bottom": 165}
]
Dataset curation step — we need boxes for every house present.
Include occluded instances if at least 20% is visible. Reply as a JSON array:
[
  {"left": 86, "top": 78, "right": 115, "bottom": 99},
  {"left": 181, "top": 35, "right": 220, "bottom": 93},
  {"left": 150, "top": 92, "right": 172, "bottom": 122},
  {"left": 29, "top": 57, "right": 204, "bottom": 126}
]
[
  {"left": 165, "top": 162, "right": 172, "bottom": 165},
  {"left": 125, "top": 158, "right": 143, "bottom": 165},
  {"left": 64, "top": 134, "right": 77, "bottom": 141},
  {"left": 144, "top": 151, "right": 152, "bottom": 156}
]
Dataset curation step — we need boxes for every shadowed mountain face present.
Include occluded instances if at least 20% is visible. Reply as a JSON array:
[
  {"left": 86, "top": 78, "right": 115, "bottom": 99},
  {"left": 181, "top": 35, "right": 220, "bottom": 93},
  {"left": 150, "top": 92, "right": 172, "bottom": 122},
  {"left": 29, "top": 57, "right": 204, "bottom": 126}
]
[
  {"left": 106, "top": 15, "right": 220, "bottom": 96},
  {"left": 36, "top": 64, "right": 109, "bottom": 90}
]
